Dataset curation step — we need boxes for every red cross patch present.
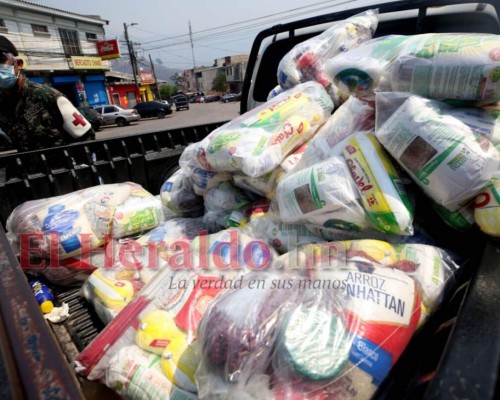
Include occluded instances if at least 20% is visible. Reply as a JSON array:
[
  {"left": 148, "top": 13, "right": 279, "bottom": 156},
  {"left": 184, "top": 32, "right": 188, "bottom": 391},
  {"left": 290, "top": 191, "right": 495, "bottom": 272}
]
[{"left": 72, "top": 112, "right": 87, "bottom": 127}]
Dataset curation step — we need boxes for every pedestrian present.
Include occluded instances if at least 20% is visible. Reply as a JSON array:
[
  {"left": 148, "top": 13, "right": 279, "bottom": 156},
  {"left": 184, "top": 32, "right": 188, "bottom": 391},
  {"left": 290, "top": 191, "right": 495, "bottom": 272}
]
[{"left": 0, "top": 35, "right": 95, "bottom": 152}]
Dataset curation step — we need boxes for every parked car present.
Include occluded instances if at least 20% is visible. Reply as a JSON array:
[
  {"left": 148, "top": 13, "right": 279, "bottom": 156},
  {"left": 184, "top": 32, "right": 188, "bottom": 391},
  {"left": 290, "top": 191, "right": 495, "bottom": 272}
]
[
  {"left": 221, "top": 93, "right": 241, "bottom": 103},
  {"left": 93, "top": 104, "right": 141, "bottom": 127},
  {"left": 77, "top": 106, "right": 105, "bottom": 131},
  {"left": 133, "top": 101, "right": 172, "bottom": 119},
  {"left": 173, "top": 95, "right": 190, "bottom": 111},
  {"left": 204, "top": 95, "right": 220, "bottom": 103}
]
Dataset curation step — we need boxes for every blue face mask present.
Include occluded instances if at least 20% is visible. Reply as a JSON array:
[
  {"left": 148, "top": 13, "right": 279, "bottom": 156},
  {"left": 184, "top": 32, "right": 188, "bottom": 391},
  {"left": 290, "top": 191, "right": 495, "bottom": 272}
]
[{"left": 0, "top": 64, "right": 18, "bottom": 90}]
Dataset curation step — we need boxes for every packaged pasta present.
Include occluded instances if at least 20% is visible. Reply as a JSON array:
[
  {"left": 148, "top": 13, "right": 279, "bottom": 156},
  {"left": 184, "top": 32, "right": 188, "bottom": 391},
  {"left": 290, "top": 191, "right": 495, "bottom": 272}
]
[{"left": 342, "top": 132, "right": 414, "bottom": 235}]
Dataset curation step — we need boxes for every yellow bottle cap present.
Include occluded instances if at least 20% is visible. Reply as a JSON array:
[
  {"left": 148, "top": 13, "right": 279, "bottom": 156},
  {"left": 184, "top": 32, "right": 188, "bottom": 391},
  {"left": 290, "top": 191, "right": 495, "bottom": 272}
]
[{"left": 41, "top": 301, "right": 54, "bottom": 314}]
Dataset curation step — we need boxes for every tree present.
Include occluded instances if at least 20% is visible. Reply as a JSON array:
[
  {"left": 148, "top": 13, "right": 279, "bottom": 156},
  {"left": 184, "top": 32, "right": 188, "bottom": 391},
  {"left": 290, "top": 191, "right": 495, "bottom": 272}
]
[
  {"left": 212, "top": 72, "right": 227, "bottom": 92},
  {"left": 159, "top": 83, "right": 177, "bottom": 100}
]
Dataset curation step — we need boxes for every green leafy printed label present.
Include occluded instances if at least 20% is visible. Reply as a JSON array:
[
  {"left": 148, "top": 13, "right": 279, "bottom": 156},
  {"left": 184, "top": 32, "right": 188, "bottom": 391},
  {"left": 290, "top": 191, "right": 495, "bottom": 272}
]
[
  {"left": 207, "top": 131, "right": 241, "bottom": 154},
  {"left": 415, "top": 35, "right": 483, "bottom": 59},
  {"left": 310, "top": 167, "right": 324, "bottom": 210},
  {"left": 415, "top": 137, "right": 465, "bottom": 184}
]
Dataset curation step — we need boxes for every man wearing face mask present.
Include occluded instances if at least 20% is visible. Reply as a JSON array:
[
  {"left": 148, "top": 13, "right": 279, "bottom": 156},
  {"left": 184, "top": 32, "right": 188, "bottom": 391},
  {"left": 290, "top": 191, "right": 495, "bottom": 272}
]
[{"left": 0, "top": 35, "right": 95, "bottom": 152}]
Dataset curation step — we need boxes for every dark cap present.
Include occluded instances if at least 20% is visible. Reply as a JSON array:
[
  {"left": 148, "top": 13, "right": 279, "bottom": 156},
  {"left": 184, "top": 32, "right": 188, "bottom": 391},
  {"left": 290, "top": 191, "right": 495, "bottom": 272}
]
[{"left": 0, "top": 35, "right": 18, "bottom": 57}]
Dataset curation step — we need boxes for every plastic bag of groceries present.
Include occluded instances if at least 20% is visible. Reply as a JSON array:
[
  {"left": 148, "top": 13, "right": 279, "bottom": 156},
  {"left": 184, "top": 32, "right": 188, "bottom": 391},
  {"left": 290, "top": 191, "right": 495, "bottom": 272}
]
[
  {"left": 247, "top": 206, "right": 323, "bottom": 254},
  {"left": 325, "top": 33, "right": 500, "bottom": 102},
  {"left": 6, "top": 182, "right": 163, "bottom": 261},
  {"left": 160, "top": 169, "right": 205, "bottom": 218},
  {"left": 81, "top": 218, "right": 208, "bottom": 324},
  {"left": 277, "top": 9, "right": 378, "bottom": 105},
  {"left": 275, "top": 132, "right": 414, "bottom": 236},
  {"left": 295, "top": 96, "right": 375, "bottom": 171},
  {"left": 233, "top": 143, "right": 309, "bottom": 199},
  {"left": 200, "top": 82, "right": 333, "bottom": 178},
  {"left": 375, "top": 93, "right": 500, "bottom": 211},
  {"left": 196, "top": 240, "right": 458, "bottom": 399},
  {"left": 202, "top": 182, "right": 257, "bottom": 232},
  {"left": 179, "top": 141, "right": 232, "bottom": 196},
  {"left": 75, "top": 228, "right": 278, "bottom": 397}
]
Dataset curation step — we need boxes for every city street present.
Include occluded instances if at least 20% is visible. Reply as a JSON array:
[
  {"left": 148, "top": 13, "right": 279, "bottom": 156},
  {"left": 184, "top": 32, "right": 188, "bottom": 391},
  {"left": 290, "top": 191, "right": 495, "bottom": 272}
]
[{"left": 96, "top": 101, "right": 241, "bottom": 140}]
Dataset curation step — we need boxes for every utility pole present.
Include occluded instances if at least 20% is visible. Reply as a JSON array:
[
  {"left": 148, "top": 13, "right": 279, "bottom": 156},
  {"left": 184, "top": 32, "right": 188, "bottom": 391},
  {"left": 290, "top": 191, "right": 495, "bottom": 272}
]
[
  {"left": 149, "top": 54, "right": 161, "bottom": 100},
  {"left": 124, "top": 22, "right": 140, "bottom": 98},
  {"left": 189, "top": 21, "right": 198, "bottom": 92}
]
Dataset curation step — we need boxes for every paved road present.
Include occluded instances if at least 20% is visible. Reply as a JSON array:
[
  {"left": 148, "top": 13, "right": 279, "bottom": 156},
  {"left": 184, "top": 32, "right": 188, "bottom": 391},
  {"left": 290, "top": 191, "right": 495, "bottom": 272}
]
[{"left": 96, "top": 101, "right": 241, "bottom": 140}]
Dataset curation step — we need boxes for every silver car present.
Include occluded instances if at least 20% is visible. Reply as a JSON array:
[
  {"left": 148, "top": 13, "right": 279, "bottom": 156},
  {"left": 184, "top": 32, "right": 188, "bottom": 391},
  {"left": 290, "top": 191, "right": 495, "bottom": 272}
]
[{"left": 93, "top": 105, "right": 141, "bottom": 127}]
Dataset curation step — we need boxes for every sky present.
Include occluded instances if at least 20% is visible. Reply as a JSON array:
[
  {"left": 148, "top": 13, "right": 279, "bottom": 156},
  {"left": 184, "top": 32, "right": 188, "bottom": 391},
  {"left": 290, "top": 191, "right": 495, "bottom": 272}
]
[{"left": 31, "top": 0, "right": 382, "bottom": 70}]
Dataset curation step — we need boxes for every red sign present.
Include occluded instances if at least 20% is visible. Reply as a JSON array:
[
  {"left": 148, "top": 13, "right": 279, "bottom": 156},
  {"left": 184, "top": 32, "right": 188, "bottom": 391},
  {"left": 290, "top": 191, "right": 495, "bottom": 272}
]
[
  {"left": 96, "top": 39, "right": 120, "bottom": 60},
  {"left": 139, "top": 71, "right": 154, "bottom": 84}
]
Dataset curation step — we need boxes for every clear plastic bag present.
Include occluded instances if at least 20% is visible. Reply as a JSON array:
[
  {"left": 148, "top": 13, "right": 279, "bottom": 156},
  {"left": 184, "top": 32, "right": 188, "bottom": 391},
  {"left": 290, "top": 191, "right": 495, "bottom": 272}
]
[
  {"left": 75, "top": 229, "right": 279, "bottom": 396},
  {"left": 6, "top": 182, "right": 163, "bottom": 260},
  {"left": 474, "top": 178, "right": 500, "bottom": 237},
  {"left": 326, "top": 33, "right": 500, "bottom": 102},
  {"left": 195, "top": 237, "right": 458, "bottom": 400},
  {"left": 81, "top": 218, "right": 208, "bottom": 323},
  {"left": 202, "top": 82, "right": 333, "bottom": 178},
  {"left": 160, "top": 169, "right": 204, "bottom": 218},
  {"left": 277, "top": 9, "right": 378, "bottom": 105},
  {"left": 375, "top": 93, "right": 500, "bottom": 210},
  {"left": 295, "top": 96, "right": 375, "bottom": 171}
]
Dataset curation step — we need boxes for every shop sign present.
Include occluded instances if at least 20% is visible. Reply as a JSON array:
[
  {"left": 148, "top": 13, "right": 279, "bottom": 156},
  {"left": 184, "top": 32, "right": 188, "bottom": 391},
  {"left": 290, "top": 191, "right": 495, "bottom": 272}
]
[
  {"left": 140, "top": 71, "right": 154, "bottom": 83},
  {"left": 96, "top": 39, "right": 121, "bottom": 60},
  {"left": 71, "top": 56, "right": 104, "bottom": 69}
]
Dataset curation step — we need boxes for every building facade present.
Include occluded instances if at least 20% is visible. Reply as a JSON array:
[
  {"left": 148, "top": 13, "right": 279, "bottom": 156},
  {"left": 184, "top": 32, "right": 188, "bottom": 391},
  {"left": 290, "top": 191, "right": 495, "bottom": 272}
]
[
  {"left": 181, "top": 54, "right": 249, "bottom": 95},
  {"left": 0, "top": 0, "right": 111, "bottom": 107}
]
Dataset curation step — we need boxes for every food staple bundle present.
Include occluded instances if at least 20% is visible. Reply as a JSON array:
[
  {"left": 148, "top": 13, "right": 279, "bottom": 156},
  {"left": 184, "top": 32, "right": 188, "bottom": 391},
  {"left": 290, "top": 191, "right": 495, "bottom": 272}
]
[
  {"left": 325, "top": 33, "right": 500, "bottom": 102},
  {"left": 81, "top": 218, "right": 208, "bottom": 324},
  {"left": 277, "top": 9, "right": 379, "bottom": 105},
  {"left": 196, "top": 240, "right": 457, "bottom": 399}
]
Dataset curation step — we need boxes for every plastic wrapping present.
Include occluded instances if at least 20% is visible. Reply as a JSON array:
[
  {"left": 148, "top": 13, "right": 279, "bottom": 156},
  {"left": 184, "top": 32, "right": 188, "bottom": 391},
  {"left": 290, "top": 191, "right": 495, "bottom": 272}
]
[
  {"left": 75, "top": 229, "right": 279, "bottom": 394},
  {"left": 247, "top": 208, "right": 323, "bottom": 254},
  {"left": 342, "top": 132, "right": 414, "bottom": 235},
  {"left": 277, "top": 9, "right": 378, "bottom": 105},
  {"left": 202, "top": 182, "right": 256, "bottom": 232},
  {"left": 326, "top": 33, "right": 500, "bottom": 102},
  {"left": 275, "top": 137, "right": 414, "bottom": 237},
  {"left": 195, "top": 237, "right": 458, "bottom": 399},
  {"left": 179, "top": 141, "right": 232, "bottom": 196},
  {"left": 275, "top": 155, "right": 366, "bottom": 227},
  {"left": 474, "top": 178, "right": 500, "bottom": 237},
  {"left": 375, "top": 93, "right": 500, "bottom": 210},
  {"left": 202, "top": 82, "right": 333, "bottom": 178},
  {"left": 160, "top": 169, "right": 205, "bottom": 217},
  {"left": 295, "top": 96, "right": 375, "bottom": 171},
  {"left": 105, "top": 345, "right": 198, "bottom": 400},
  {"left": 232, "top": 143, "right": 308, "bottom": 199},
  {"left": 81, "top": 218, "right": 208, "bottom": 323},
  {"left": 6, "top": 182, "right": 163, "bottom": 261}
]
